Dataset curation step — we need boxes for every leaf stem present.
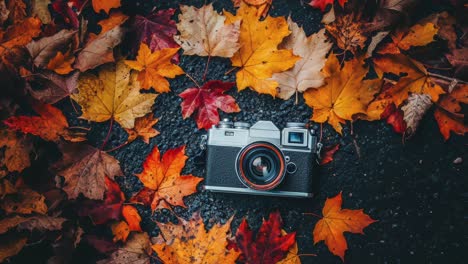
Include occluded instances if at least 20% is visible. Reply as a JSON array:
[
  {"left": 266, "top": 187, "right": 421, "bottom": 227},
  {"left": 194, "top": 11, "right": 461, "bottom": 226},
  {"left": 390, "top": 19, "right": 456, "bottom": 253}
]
[
  {"left": 69, "top": 126, "right": 91, "bottom": 131},
  {"left": 186, "top": 73, "right": 201, "bottom": 88},
  {"left": 303, "top": 212, "right": 322, "bottom": 218},
  {"left": 298, "top": 253, "right": 318, "bottom": 257},
  {"left": 224, "top": 67, "right": 238, "bottom": 76},
  {"left": 202, "top": 55, "right": 211, "bottom": 82},
  {"left": 105, "top": 141, "right": 129, "bottom": 153},
  {"left": 100, "top": 118, "right": 114, "bottom": 150},
  {"left": 428, "top": 72, "right": 468, "bottom": 85}
]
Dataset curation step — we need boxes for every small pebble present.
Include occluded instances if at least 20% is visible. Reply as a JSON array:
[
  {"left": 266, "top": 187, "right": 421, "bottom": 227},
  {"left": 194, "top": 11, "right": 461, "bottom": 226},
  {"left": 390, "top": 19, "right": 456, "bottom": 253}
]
[{"left": 453, "top": 157, "right": 462, "bottom": 164}]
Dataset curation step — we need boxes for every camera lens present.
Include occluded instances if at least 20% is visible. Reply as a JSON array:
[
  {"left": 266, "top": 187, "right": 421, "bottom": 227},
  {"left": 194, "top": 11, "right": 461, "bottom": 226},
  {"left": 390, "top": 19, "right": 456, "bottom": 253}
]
[{"left": 236, "top": 142, "right": 286, "bottom": 191}]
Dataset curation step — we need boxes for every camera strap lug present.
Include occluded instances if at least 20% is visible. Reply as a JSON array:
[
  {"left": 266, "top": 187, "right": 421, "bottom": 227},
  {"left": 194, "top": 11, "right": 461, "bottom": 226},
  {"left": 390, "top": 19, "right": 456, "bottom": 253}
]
[
  {"left": 316, "top": 142, "right": 323, "bottom": 159},
  {"left": 200, "top": 135, "right": 207, "bottom": 150}
]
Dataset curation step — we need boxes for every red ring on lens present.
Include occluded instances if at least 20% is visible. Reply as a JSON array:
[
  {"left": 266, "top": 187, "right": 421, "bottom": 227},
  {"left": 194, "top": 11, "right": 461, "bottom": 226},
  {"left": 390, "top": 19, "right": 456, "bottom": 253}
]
[{"left": 237, "top": 142, "right": 285, "bottom": 191}]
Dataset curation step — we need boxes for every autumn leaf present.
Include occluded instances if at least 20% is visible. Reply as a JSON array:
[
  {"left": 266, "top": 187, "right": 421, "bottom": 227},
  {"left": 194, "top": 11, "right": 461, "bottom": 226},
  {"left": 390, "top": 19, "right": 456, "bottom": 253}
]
[
  {"left": 4, "top": 102, "right": 85, "bottom": 142},
  {"left": 225, "top": 3, "right": 300, "bottom": 97},
  {"left": 26, "top": 29, "right": 76, "bottom": 68},
  {"left": 0, "top": 215, "right": 66, "bottom": 234},
  {"left": 6, "top": 0, "right": 26, "bottom": 23},
  {"left": 153, "top": 213, "right": 240, "bottom": 263},
  {"left": 0, "top": 236, "right": 27, "bottom": 263},
  {"left": 27, "top": 71, "right": 79, "bottom": 104},
  {"left": 131, "top": 145, "right": 202, "bottom": 210},
  {"left": 0, "top": 179, "right": 16, "bottom": 197},
  {"left": 92, "top": 0, "right": 120, "bottom": 14},
  {"left": 271, "top": 18, "right": 332, "bottom": 101},
  {"left": 125, "top": 113, "right": 159, "bottom": 144},
  {"left": 179, "top": 81, "right": 240, "bottom": 130},
  {"left": 0, "top": 1, "right": 8, "bottom": 26},
  {"left": 325, "top": 14, "right": 367, "bottom": 54},
  {"left": 175, "top": 4, "right": 240, "bottom": 58},
  {"left": 320, "top": 144, "right": 340, "bottom": 165},
  {"left": 124, "top": 44, "right": 184, "bottom": 92},
  {"left": 0, "top": 187, "right": 48, "bottom": 215},
  {"left": 313, "top": 192, "right": 376, "bottom": 261},
  {"left": 122, "top": 205, "right": 142, "bottom": 232},
  {"left": 0, "top": 17, "right": 42, "bottom": 54},
  {"left": 46, "top": 51, "right": 75, "bottom": 75},
  {"left": 373, "top": 54, "right": 445, "bottom": 106},
  {"left": 111, "top": 221, "right": 130, "bottom": 243},
  {"left": 401, "top": 93, "right": 432, "bottom": 137},
  {"left": 303, "top": 54, "right": 382, "bottom": 134},
  {"left": 72, "top": 61, "right": 157, "bottom": 129},
  {"left": 74, "top": 12, "right": 128, "bottom": 72},
  {"left": 309, "top": 0, "right": 347, "bottom": 12},
  {"left": 0, "top": 129, "right": 32, "bottom": 177},
  {"left": 434, "top": 85, "right": 467, "bottom": 140},
  {"left": 380, "top": 103, "right": 406, "bottom": 134},
  {"left": 31, "top": 0, "right": 52, "bottom": 24},
  {"left": 378, "top": 21, "right": 438, "bottom": 54},
  {"left": 52, "top": 143, "right": 123, "bottom": 200},
  {"left": 98, "top": 232, "right": 152, "bottom": 264},
  {"left": 277, "top": 230, "right": 306, "bottom": 264}
]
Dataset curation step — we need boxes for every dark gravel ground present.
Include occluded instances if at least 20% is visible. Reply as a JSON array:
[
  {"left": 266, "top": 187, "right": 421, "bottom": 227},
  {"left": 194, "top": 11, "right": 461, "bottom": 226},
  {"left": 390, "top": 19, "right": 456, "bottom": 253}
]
[{"left": 15, "top": 0, "right": 467, "bottom": 263}]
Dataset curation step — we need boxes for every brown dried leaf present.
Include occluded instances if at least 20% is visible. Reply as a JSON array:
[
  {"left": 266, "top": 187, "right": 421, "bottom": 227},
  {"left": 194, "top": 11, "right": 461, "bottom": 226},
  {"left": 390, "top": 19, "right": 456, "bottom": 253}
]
[
  {"left": 26, "top": 29, "right": 76, "bottom": 68},
  {"left": 0, "top": 187, "right": 48, "bottom": 215},
  {"left": 97, "top": 233, "right": 152, "bottom": 264},
  {"left": 125, "top": 114, "right": 159, "bottom": 144}
]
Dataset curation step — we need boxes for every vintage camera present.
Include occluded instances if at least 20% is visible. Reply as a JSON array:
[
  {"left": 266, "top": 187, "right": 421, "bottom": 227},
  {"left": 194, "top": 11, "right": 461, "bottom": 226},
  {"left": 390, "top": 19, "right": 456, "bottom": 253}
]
[{"left": 203, "top": 119, "right": 320, "bottom": 198}]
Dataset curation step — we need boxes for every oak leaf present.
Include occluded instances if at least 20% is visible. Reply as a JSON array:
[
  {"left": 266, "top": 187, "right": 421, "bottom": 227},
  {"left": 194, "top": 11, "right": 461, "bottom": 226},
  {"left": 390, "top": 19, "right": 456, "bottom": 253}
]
[
  {"left": 74, "top": 12, "right": 128, "bottom": 72},
  {"left": 4, "top": 102, "right": 85, "bottom": 142},
  {"left": 313, "top": 192, "right": 376, "bottom": 261},
  {"left": 234, "top": 211, "right": 295, "bottom": 264},
  {"left": 271, "top": 18, "right": 332, "bottom": 101},
  {"left": 52, "top": 143, "right": 123, "bottom": 200},
  {"left": 378, "top": 22, "right": 438, "bottom": 54},
  {"left": 111, "top": 221, "right": 130, "bottom": 243},
  {"left": 0, "top": 187, "right": 48, "bottom": 215},
  {"left": 122, "top": 205, "right": 142, "bottom": 232},
  {"left": 320, "top": 144, "right": 340, "bottom": 165},
  {"left": 92, "top": 0, "right": 120, "bottom": 14},
  {"left": 153, "top": 213, "right": 240, "bottom": 263},
  {"left": 26, "top": 29, "right": 76, "bottom": 68},
  {"left": 46, "top": 51, "right": 75, "bottom": 75},
  {"left": 0, "top": 129, "right": 32, "bottom": 176},
  {"left": 125, "top": 44, "right": 184, "bottom": 92},
  {"left": 325, "top": 14, "right": 367, "bottom": 54},
  {"left": 125, "top": 113, "right": 159, "bottom": 144},
  {"left": 309, "top": 0, "right": 347, "bottom": 12},
  {"left": 27, "top": 71, "right": 79, "bottom": 104},
  {"left": 72, "top": 61, "right": 157, "bottom": 129},
  {"left": 175, "top": 4, "right": 240, "bottom": 58},
  {"left": 225, "top": 3, "right": 300, "bottom": 97},
  {"left": 0, "top": 215, "right": 66, "bottom": 234},
  {"left": 0, "top": 17, "right": 42, "bottom": 54},
  {"left": 303, "top": 54, "right": 381, "bottom": 134},
  {"left": 131, "top": 146, "right": 202, "bottom": 210},
  {"left": 434, "top": 85, "right": 467, "bottom": 140},
  {"left": 98, "top": 233, "right": 152, "bottom": 264},
  {"left": 179, "top": 81, "right": 240, "bottom": 130}
]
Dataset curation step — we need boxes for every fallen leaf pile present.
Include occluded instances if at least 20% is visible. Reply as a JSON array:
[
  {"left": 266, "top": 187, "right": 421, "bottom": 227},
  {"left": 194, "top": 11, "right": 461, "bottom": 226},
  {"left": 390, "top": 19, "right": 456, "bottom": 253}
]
[{"left": 0, "top": 0, "right": 465, "bottom": 262}]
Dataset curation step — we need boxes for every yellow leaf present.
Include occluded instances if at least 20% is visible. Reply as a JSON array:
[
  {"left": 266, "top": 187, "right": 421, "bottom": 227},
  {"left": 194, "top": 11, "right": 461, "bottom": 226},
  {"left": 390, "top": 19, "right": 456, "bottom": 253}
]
[
  {"left": 72, "top": 61, "right": 157, "bottom": 129},
  {"left": 226, "top": 3, "right": 300, "bottom": 97},
  {"left": 304, "top": 54, "right": 381, "bottom": 134},
  {"left": 125, "top": 44, "right": 184, "bottom": 92},
  {"left": 379, "top": 22, "right": 438, "bottom": 54}
]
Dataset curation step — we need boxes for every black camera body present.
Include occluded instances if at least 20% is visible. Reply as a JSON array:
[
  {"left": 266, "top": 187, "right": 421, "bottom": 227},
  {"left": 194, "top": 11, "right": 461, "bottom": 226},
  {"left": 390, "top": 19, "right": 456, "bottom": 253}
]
[{"left": 204, "top": 119, "right": 320, "bottom": 198}]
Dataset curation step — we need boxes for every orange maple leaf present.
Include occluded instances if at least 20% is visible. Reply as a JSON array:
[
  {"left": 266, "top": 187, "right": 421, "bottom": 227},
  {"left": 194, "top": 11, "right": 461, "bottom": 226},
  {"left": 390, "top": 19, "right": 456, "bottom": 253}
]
[
  {"left": 92, "top": 0, "right": 120, "bottom": 14},
  {"left": 122, "top": 205, "right": 142, "bottom": 232},
  {"left": 313, "top": 192, "right": 376, "bottom": 261},
  {"left": 124, "top": 113, "right": 159, "bottom": 144},
  {"left": 378, "top": 22, "right": 438, "bottom": 54},
  {"left": 434, "top": 85, "right": 468, "bottom": 140},
  {"left": 0, "top": 17, "right": 41, "bottom": 54},
  {"left": 131, "top": 146, "right": 202, "bottom": 210},
  {"left": 125, "top": 43, "right": 184, "bottom": 92},
  {"left": 111, "top": 221, "right": 130, "bottom": 243},
  {"left": 46, "top": 51, "right": 75, "bottom": 75}
]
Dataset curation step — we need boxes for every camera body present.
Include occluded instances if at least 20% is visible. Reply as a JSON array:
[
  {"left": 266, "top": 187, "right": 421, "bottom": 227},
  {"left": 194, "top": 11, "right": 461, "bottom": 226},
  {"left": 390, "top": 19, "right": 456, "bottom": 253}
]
[{"left": 204, "top": 119, "right": 319, "bottom": 198}]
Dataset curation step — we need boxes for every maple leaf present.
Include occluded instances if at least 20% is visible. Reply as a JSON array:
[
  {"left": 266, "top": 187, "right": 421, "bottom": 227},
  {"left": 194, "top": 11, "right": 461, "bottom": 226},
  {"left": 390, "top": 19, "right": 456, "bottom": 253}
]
[
  {"left": 125, "top": 113, "right": 159, "bottom": 144},
  {"left": 153, "top": 213, "right": 240, "bottom": 263},
  {"left": 303, "top": 54, "right": 382, "bottom": 134},
  {"left": 92, "top": 0, "right": 120, "bottom": 14},
  {"left": 380, "top": 103, "right": 406, "bottom": 134},
  {"left": 233, "top": 0, "right": 272, "bottom": 18},
  {"left": 27, "top": 71, "right": 79, "bottom": 104},
  {"left": 0, "top": 129, "right": 32, "bottom": 177},
  {"left": 46, "top": 51, "right": 75, "bottom": 75},
  {"left": 179, "top": 81, "right": 240, "bottom": 130},
  {"left": 131, "top": 145, "right": 202, "bottom": 210},
  {"left": 32, "top": 0, "right": 52, "bottom": 24},
  {"left": 174, "top": 4, "right": 240, "bottom": 58},
  {"left": 124, "top": 44, "right": 184, "bottom": 92},
  {"left": 309, "top": 0, "right": 347, "bottom": 12},
  {"left": 78, "top": 176, "right": 125, "bottom": 224},
  {"left": 0, "top": 215, "right": 66, "bottom": 234},
  {"left": 97, "top": 232, "right": 152, "bottom": 264},
  {"left": 373, "top": 54, "right": 445, "bottom": 106},
  {"left": 26, "top": 29, "right": 76, "bottom": 68},
  {"left": 271, "top": 18, "right": 332, "bottom": 101},
  {"left": 111, "top": 221, "right": 130, "bottom": 243},
  {"left": 320, "top": 144, "right": 340, "bottom": 165},
  {"left": 0, "top": 187, "right": 48, "bottom": 215},
  {"left": 52, "top": 143, "right": 123, "bottom": 200},
  {"left": 313, "top": 192, "right": 376, "bottom": 261},
  {"left": 434, "top": 85, "right": 468, "bottom": 140},
  {"left": 72, "top": 61, "right": 157, "bottom": 129},
  {"left": 4, "top": 102, "right": 85, "bottom": 142},
  {"left": 132, "top": 9, "right": 179, "bottom": 57},
  {"left": 0, "top": 236, "right": 27, "bottom": 263},
  {"left": 74, "top": 12, "right": 128, "bottom": 72},
  {"left": 122, "top": 205, "right": 142, "bottom": 232},
  {"left": 325, "top": 14, "right": 367, "bottom": 54},
  {"left": 378, "top": 22, "right": 438, "bottom": 54},
  {"left": 225, "top": 3, "right": 300, "bottom": 97},
  {"left": 0, "top": 17, "right": 42, "bottom": 54}
]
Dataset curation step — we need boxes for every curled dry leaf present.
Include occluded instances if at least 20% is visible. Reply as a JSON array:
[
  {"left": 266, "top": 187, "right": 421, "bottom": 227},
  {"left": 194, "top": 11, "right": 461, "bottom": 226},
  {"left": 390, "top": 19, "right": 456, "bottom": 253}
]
[
  {"left": 235, "top": 211, "right": 296, "bottom": 264},
  {"left": 271, "top": 18, "right": 332, "bottom": 102},
  {"left": 0, "top": 187, "right": 48, "bottom": 215},
  {"left": 304, "top": 54, "right": 381, "bottom": 134},
  {"left": 124, "top": 44, "right": 184, "bottom": 92},
  {"left": 4, "top": 102, "right": 85, "bottom": 142},
  {"left": 97, "top": 232, "right": 152, "bottom": 264},
  {"left": 153, "top": 213, "right": 240, "bottom": 263},
  {"left": 378, "top": 21, "right": 438, "bottom": 54},
  {"left": 72, "top": 61, "right": 157, "bottom": 129},
  {"left": 401, "top": 93, "right": 432, "bottom": 137},
  {"left": 27, "top": 70, "right": 79, "bottom": 104},
  {"left": 52, "top": 143, "right": 123, "bottom": 200},
  {"left": 434, "top": 85, "right": 468, "bottom": 140},
  {"left": 225, "top": 3, "right": 300, "bottom": 97},
  {"left": 313, "top": 192, "right": 376, "bottom": 261},
  {"left": 26, "top": 29, "right": 76, "bottom": 68},
  {"left": 92, "top": 0, "right": 120, "bottom": 14},
  {"left": 74, "top": 12, "right": 128, "bottom": 72},
  {"left": 175, "top": 4, "right": 240, "bottom": 58},
  {"left": 131, "top": 145, "right": 202, "bottom": 210},
  {"left": 179, "top": 81, "right": 240, "bottom": 130},
  {"left": 325, "top": 14, "right": 367, "bottom": 54},
  {"left": 0, "top": 129, "right": 32, "bottom": 177},
  {"left": 125, "top": 113, "right": 159, "bottom": 144},
  {"left": 122, "top": 205, "right": 142, "bottom": 232}
]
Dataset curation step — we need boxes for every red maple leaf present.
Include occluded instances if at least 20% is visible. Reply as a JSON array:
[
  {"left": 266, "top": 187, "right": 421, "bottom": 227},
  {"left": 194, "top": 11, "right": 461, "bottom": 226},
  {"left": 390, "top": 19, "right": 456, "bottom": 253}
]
[
  {"left": 320, "top": 144, "right": 340, "bottom": 165},
  {"left": 235, "top": 211, "right": 296, "bottom": 264},
  {"left": 179, "top": 81, "right": 240, "bottom": 130},
  {"left": 309, "top": 0, "right": 347, "bottom": 12},
  {"left": 381, "top": 103, "right": 406, "bottom": 134},
  {"left": 51, "top": 0, "right": 87, "bottom": 28}
]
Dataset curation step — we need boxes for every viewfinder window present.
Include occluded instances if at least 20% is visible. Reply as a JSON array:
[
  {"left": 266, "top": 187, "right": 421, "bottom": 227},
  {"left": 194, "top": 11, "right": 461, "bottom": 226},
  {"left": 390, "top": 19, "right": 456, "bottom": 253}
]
[{"left": 288, "top": 132, "right": 304, "bottom": 144}]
